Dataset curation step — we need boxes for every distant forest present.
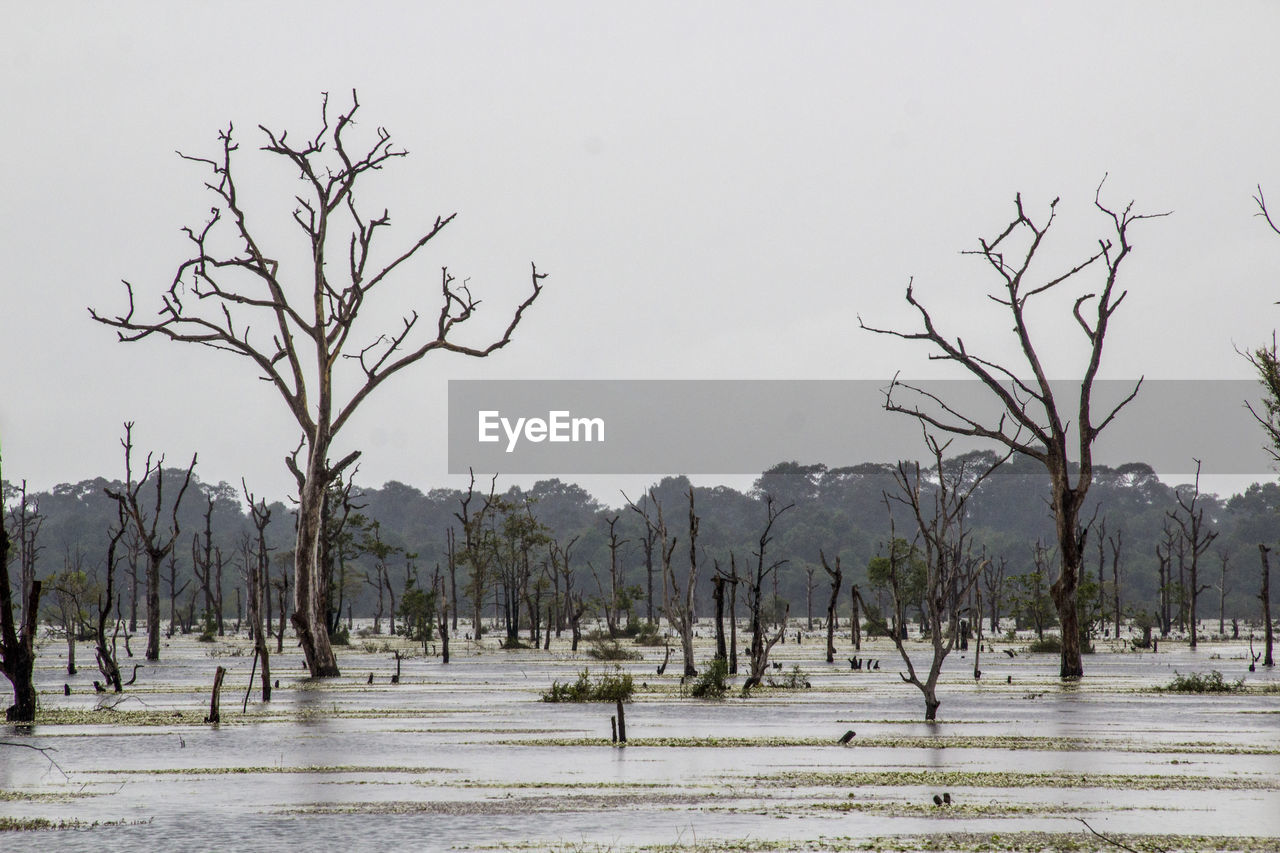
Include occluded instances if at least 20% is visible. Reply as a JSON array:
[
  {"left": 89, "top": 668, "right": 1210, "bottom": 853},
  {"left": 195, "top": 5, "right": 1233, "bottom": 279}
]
[{"left": 5, "top": 454, "right": 1279, "bottom": 638}]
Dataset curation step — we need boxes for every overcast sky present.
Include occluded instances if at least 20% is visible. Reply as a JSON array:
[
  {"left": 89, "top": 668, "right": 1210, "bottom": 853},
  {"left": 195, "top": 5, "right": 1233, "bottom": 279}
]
[{"left": 4, "top": 2, "right": 1280, "bottom": 504}]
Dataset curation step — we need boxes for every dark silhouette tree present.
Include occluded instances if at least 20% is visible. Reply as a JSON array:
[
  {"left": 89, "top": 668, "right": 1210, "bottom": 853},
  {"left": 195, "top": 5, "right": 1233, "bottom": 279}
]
[
  {"left": 1, "top": 444, "right": 44, "bottom": 721},
  {"left": 861, "top": 181, "right": 1166, "bottom": 678},
  {"left": 1169, "top": 461, "right": 1218, "bottom": 649},
  {"left": 104, "top": 423, "right": 196, "bottom": 661},
  {"left": 90, "top": 91, "right": 546, "bottom": 676}
]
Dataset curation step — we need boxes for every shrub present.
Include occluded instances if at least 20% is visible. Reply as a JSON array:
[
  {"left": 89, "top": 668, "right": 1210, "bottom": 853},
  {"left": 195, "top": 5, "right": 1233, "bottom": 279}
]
[
  {"left": 631, "top": 621, "right": 664, "bottom": 646},
  {"left": 861, "top": 607, "right": 890, "bottom": 638},
  {"left": 1163, "top": 670, "right": 1244, "bottom": 693},
  {"left": 1027, "top": 636, "right": 1061, "bottom": 654},
  {"left": 690, "top": 658, "right": 729, "bottom": 699},
  {"left": 586, "top": 638, "right": 642, "bottom": 661},
  {"left": 329, "top": 625, "right": 350, "bottom": 646},
  {"left": 542, "top": 667, "right": 635, "bottom": 703},
  {"left": 767, "top": 665, "right": 811, "bottom": 690}
]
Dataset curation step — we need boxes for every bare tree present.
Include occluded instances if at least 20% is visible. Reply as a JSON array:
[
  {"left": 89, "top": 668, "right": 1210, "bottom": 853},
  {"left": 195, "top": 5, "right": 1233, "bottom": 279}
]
[
  {"left": 1169, "top": 460, "right": 1218, "bottom": 649},
  {"left": 104, "top": 423, "right": 196, "bottom": 661},
  {"left": 742, "top": 496, "right": 793, "bottom": 689},
  {"left": 1260, "top": 544, "right": 1275, "bottom": 668},
  {"left": 861, "top": 183, "right": 1166, "bottom": 678},
  {"left": 1216, "top": 546, "right": 1231, "bottom": 638},
  {"left": 1107, "top": 529, "right": 1124, "bottom": 639},
  {"left": 243, "top": 482, "right": 272, "bottom": 702},
  {"left": 628, "top": 489, "right": 696, "bottom": 676},
  {"left": 457, "top": 471, "right": 500, "bottom": 642},
  {"left": 94, "top": 520, "right": 129, "bottom": 692},
  {"left": 885, "top": 434, "right": 1004, "bottom": 720},
  {"left": 819, "top": 550, "right": 843, "bottom": 663},
  {"left": 90, "top": 92, "right": 546, "bottom": 677},
  {"left": 2, "top": 450, "right": 43, "bottom": 721},
  {"left": 981, "top": 555, "right": 1006, "bottom": 634},
  {"left": 4, "top": 481, "right": 42, "bottom": 627}
]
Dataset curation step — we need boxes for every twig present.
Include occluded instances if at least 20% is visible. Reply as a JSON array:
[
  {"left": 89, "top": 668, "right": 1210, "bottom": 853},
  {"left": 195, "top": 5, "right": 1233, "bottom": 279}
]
[
  {"left": 0, "top": 741, "right": 69, "bottom": 778},
  {"left": 1078, "top": 818, "right": 1164, "bottom": 853}
]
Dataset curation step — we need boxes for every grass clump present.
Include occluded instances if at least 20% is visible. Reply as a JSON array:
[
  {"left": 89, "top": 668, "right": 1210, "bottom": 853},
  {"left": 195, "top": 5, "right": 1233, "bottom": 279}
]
[
  {"left": 586, "top": 638, "right": 642, "bottom": 661},
  {"left": 690, "top": 657, "right": 729, "bottom": 699},
  {"left": 542, "top": 667, "right": 635, "bottom": 703},
  {"left": 1162, "top": 670, "right": 1244, "bottom": 693}
]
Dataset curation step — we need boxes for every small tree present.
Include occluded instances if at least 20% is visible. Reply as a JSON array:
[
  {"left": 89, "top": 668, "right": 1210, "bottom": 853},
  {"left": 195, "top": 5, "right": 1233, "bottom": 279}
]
[
  {"left": 628, "top": 488, "right": 697, "bottom": 677},
  {"left": 104, "top": 423, "right": 196, "bottom": 661},
  {"left": 884, "top": 434, "right": 1004, "bottom": 720},
  {"left": 1169, "top": 461, "right": 1218, "bottom": 649},
  {"left": 742, "top": 496, "right": 793, "bottom": 689},
  {"left": 819, "top": 550, "right": 843, "bottom": 663}
]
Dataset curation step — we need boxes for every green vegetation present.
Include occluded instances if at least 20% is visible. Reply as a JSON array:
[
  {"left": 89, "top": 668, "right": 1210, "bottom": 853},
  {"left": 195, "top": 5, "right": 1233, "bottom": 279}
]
[
  {"left": 542, "top": 667, "right": 635, "bottom": 703},
  {"left": 690, "top": 657, "right": 730, "bottom": 699},
  {"left": 1161, "top": 670, "right": 1244, "bottom": 693}
]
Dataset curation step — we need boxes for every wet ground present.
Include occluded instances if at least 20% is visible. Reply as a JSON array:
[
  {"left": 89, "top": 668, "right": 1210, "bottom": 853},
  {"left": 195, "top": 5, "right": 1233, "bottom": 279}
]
[{"left": 2, "top": 625, "right": 1278, "bottom": 851}]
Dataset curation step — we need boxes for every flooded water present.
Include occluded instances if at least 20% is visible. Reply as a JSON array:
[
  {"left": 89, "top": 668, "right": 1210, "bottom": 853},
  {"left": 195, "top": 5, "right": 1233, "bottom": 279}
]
[{"left": 2, "top": 627, "right": 1278, "bottom": 851}]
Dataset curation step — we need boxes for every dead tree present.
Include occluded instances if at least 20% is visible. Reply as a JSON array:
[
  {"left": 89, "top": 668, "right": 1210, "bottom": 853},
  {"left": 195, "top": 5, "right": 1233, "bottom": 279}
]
[
  {"left": 243, "top": 482, "right": 272, "bottom": 702},
  {"left": 861, "top": 182, "right": 1166, "bottom": 679},
  {"left": 819, "top": 550, "right": 843, "bottom": 663},
  {"left": 850, "top": 583, "right": 865, "bottom": 651},
  {"left": 628, "top": 489, "right": 695, "bottom": 676},
  {"left": 165, "top": 554, "right": 189, "bottom": 637},
  {"left": 94, "top": 521, "right": 129, "bottom": 692},
  {"left": 1107, "top": 529, "right": 1124, "bottom": 639},
  {"left": 727, "top": 554, "right": 741, "bottom": 674},
  {"left": 886, "top": 432, "right": 1005, "bottom": 720},
  {"left": 192, "top": 496, "right": 216, "bottom": 633},
  {"left": 91, "top": 91, "right": 546, "bottom": 677},
  {"left": 1169, "top": 461, "right": 1217, "bottom": 649},
  {"left": 1217, "top": 547, "right": 1231, "bottom": 637},
  {"left": 981, "top": 555, "right": 1006, "bottom": 634},
  {"left": 104, "top": 423, "right": 196, "bottom": 661},
  {"left": 743, "top": 496, "right": 793, "bottom": 689},
  {"left": 712, "top": 572, "right": 728, "bottom": 662},
  {"left": 1156, "top": 521, "right": 1177, "bottom": 637},
  {"left": 456, "top": 471, "right": 500, "bottom": 643},
  {"left": 1260, "top": 544, "right": 1275, "bottom": 668},
  {"left": 1, "top": 452, "right": 44, "bottom": 721},
  {"left": 4, "top": 481, "right": 43, "bottom": 628},
  {"left": 123, "top": 528, "right": 140, "bottom": 633},
  {"left": 602, "top": 515, "right": 629, "bottom": 638}
]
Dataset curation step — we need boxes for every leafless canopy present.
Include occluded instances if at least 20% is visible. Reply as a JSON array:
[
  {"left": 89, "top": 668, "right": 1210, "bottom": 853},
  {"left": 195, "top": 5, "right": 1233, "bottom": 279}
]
[
  {"left": 90, "top": 89, "right": 545, "bottom": 474},
  {"left": 860, "top": 179, "right": 1166, "bottom": 680},
  {"left": 859, "top": 180, "right": 1165, "bottom": 469}
]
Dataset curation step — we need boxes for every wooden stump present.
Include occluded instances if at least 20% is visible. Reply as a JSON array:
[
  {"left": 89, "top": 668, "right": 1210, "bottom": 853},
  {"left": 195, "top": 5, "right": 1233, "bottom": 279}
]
[
  {"left": 205, "top": 666, "right": 227, "bottom": 724},
  {"left": 616, "top": 699, "right": 627, "bottom": 744}
]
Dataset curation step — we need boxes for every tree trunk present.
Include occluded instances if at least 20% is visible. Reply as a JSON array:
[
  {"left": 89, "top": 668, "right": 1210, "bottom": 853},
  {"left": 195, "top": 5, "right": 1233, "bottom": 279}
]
[
  {"left": 1050, "top": 482, "right": 1084, "bottom": 679},
  {"left": 2, "top": 576, "right": 43, "bottom": 722},
  {"left": 712, "top": 576, "right": 727, "bottom": 662},
  {"left": 146, "top": 555, "right": 161, "bottom": 660},
  {"left": 1261, "top": 544, "right": 1274, "bottom": 668},
  {"left": 205, "top": 666, "right": 227, "bottom": 724},
  {"left": 292, "top": 465, "right": 340, "bottom": 677}
]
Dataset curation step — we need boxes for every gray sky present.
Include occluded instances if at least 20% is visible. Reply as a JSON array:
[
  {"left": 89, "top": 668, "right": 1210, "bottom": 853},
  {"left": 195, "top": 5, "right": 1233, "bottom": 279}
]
[{"left": 4, "top": 2, "right": 1280, "bottom": 504}]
